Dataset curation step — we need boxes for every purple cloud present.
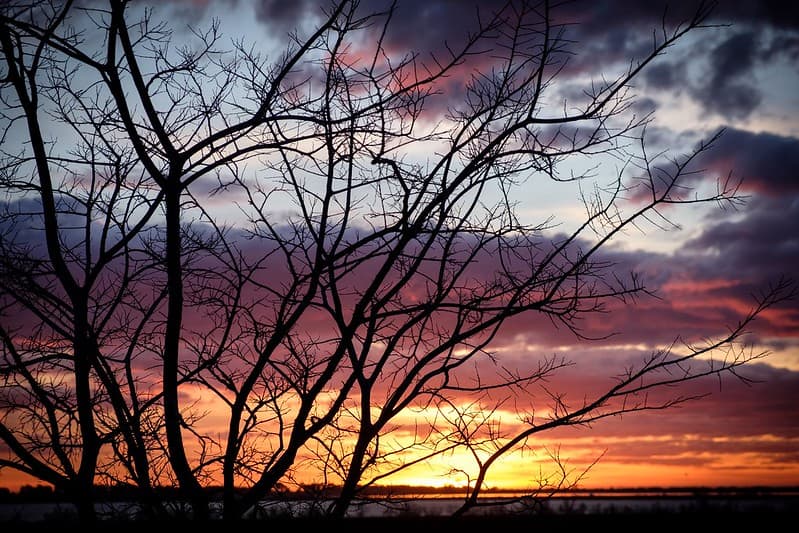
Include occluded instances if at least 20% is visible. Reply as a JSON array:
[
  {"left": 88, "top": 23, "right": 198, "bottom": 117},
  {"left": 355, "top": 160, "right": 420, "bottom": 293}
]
[{"left": 695, "top": 129, "right": 799, "bottom": 195}]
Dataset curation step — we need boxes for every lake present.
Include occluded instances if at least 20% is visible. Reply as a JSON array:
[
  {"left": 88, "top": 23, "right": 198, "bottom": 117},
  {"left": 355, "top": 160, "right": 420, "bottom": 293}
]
[{"left": 2, "top": 491, "right": 797, "bottom": 522}]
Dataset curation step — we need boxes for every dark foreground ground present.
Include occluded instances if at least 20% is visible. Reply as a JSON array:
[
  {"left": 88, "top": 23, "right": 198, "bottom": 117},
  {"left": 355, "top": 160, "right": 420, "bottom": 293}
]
[{"left": 3, "top": 511, "right": 798, "bottom": 532}]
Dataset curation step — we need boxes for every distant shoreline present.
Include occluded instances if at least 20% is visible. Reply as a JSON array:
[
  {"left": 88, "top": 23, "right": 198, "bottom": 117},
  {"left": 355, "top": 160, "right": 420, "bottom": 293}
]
[{"left": 3, "top": 483, "right": 798, "bottom": 503}]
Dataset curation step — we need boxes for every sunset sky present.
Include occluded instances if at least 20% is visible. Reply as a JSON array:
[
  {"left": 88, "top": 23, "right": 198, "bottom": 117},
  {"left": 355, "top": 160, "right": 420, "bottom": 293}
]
[
  {"left": 166, "top": 0, "right": 799, "bottom": 490},
  {"left": 2, "top": 0, "right": 798, "bottom": 493}
]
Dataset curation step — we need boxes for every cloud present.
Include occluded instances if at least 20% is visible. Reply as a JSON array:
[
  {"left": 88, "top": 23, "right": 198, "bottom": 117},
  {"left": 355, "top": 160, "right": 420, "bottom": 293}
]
[
  {"left": 594, "top": 195, "right": 798, "bottom": 344},
  {"left": 129, "top": 1, "right": 795, "bottom": 124},
  {"left": 152, "top": 0, "right": 240, "bottom": 25},
  {"left": 597, "top": 363, "right": 799, "bottom": 439},
  {"left": 460, "top": 185, "right": 798, "bottom": 353},
  {"left": 638, "top": 27, "right": 795, "bottom": 121},
  {"left": 688, "top": 31, "right": 763, "bottom": 119},
  {"left": 762, "top": 33, "right": 799, "bottom": 60},
  {"left": 695, "top": 129, "right": 799, "bottom": 195},
  {"left": 712, "top": 0, "right": 799, "bottom": 30},
  {"left": 523, "top": 361, "right": 799, "bottom": 444},
  {"left": 253, "top": 0, "right": 324, "bottom": 28},
  {"left": 644, "top": 62, "right": 686, "bottom": 91},
  {"left": 544, "top": 2, "right": 797, "bottom": 120},
  {"left": 678, "top": 195, "right": 798, "bottom": 292}
]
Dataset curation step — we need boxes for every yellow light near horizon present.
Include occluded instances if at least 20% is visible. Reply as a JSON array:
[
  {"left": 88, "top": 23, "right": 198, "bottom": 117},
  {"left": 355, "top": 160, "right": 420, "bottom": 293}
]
[
  {"left": 4, "top": 378, "right": 798, "bottom": 493},
  {"left": 4, "top": 438, "right": 799, "bottom": 493}
]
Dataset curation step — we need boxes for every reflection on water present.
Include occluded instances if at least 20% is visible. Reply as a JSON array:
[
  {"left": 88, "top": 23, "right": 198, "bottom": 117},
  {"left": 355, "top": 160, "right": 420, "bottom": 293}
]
[{"left": 261, "top": 494, "right": 798, "bottom": 518}]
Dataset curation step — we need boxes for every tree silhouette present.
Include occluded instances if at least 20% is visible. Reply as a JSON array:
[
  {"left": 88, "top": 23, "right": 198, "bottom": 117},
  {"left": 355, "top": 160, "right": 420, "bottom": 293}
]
[{"left": 0, "top": 0, "right": 792, "bottom": 522}]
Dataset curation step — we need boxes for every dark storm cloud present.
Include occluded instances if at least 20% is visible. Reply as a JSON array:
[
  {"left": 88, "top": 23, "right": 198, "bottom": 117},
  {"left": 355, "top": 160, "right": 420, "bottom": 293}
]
[
  {"left": 712, "top": 0, "right": 799, "bottom": 30},
  {"left": 695, "top": 129, "right": 799, "bottom": 195},
  {"left": 206, "top": 1, "right": 797, "bottom": 122},
  {"left": 611, "top": 194, "right": 797, "bottom": 343},
  {"left": 626, "top": 127, "right": 799, "bottom": 204},
  {"left": 763, "top": 33, "right": 799, "bottom": 61},
  {"left": 573, "top": 193, "right": 799, "bottom": 345},
  {"left": 227, "top": 0, "right": 799, "bottom": 63},
  {"left": 688, "top": 31, "right": 763, "bottom": 120},
  {"left": 246, "top": 0, "right": 698, "bottom": 78},
  {"left": 253, "top": 0, "right": 324, "bottom": 27},
  {"left": 640, "top": 13, "right": 797, "bottom": 119},
  {"left": 553, "top": 0, "right": 799, "bottom": 48},
  {"left": 246, "top": 0, "right": 799, "bottom": 45},
  {"left": 644, "top": 62, "right": 685, "bottom": 91},
  {"left": 681, "top": 195, "right": 799, "bottom": 281},
  {"left": 402, "top": 1, "right": 795, "bottom": 120},
  {"left": 250, "top": 0, "right": 494, "bottom": 50}
]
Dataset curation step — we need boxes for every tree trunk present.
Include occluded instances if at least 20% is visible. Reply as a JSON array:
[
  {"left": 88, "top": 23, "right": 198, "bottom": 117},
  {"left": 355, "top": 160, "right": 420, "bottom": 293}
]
[
  {"left": 163, "top": 183, "right": 209, "bottom": 520},
  {"left": 74, "top": 302, "right": 99, "bottom": 523},
  {"left": 328, "top": 438, "right": 370, "bottom": 518}
]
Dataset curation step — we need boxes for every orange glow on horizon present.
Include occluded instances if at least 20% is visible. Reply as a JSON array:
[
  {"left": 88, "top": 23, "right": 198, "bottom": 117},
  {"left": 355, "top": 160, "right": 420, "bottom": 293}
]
[{"left": 3, "top": 431, "right": 798, "bottom": 493}]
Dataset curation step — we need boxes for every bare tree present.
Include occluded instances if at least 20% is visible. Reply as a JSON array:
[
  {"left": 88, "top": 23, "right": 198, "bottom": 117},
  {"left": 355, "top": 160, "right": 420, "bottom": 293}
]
[
  {"left": 0, "top": 0, "right": 173, "bottom": 519},
  {"left": 0, "top": 0, "right": 792, "bottom": 523}
]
